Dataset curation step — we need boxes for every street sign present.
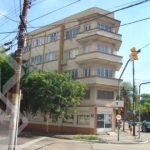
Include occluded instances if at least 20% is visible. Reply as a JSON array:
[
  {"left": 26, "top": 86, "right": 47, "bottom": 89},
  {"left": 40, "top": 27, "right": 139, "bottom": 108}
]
[
  {"left": 127, "top": 110, "right": 135, "bottom": 114},
  {"left": 116, "top": 115, "right": 121, "bottom": 120}
]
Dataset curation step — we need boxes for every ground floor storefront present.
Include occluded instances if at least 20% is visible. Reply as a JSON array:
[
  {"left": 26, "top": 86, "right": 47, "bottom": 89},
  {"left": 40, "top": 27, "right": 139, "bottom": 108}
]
[{"left": 26, "top": 107, "right": 116, "bottom": 134}]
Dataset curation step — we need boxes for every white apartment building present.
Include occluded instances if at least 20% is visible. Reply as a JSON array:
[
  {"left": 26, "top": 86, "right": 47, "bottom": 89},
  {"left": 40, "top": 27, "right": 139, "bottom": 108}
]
[{"left": 23, "top": 7, "right": 123, "bottom": 134}]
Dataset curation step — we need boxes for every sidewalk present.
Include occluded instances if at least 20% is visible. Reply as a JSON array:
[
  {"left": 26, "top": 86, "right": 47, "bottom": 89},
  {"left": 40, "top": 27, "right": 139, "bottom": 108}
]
[
  {"left": 0, "top": 125, "right": 148, "bottom": 145},
  {"left": 18, "top": 128, "right": 148, "bottom": 144}
]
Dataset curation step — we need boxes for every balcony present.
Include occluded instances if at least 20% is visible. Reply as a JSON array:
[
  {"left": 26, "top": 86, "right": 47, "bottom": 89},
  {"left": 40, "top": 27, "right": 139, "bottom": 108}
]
[
  {"left": 76, "top": 29, "right": 122, "bottom": 50},
  {"left": 76, "top": 51, "right": 122, "bottom": 70},
  {"left": 78, "top": 76, "right": 123, "bottom": 89}
]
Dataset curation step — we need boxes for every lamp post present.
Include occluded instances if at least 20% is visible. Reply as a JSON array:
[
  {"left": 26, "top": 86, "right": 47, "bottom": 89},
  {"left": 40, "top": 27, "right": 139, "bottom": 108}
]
[{"left": 138, "top": 81, "right": 150, "bottom": 139}]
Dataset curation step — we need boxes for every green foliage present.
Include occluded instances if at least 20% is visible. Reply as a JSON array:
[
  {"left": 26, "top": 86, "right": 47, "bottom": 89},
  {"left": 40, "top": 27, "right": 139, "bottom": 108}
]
[
  {"left": 74, "top": 135, "right": 100, "bottom": 140},
  {"left": 21, "top": 71, "right": 87, "bottom": 117},
  {"left": 0, "top": 52, "right": 28, "bottom": 111},
  {"left": 141, "top": 93, "right": 150, "bottom": 104}
]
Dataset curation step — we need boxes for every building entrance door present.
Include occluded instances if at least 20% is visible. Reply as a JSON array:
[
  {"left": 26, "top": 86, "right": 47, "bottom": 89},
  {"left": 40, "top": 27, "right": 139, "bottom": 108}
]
[{"left": 97, "top": 114, "right": 112, "bottom": 132}]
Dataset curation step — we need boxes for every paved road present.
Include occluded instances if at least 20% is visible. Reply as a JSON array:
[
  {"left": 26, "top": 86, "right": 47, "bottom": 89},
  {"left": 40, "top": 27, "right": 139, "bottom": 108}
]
[
  {"left": 3, "top": 137, "right": 148, "bottom": 150},
  {"left": 1, "top": 124, "right": 150, "bottom": 150}
]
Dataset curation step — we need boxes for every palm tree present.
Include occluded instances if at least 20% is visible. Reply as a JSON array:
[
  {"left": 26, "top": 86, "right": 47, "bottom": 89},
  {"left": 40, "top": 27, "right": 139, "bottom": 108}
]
[{"left": 117, "top": 82, "right": 133, "bottom": 131}]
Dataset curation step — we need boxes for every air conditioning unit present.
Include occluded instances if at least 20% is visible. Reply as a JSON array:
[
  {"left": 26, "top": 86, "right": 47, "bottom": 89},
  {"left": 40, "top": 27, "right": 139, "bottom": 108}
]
[
  {"left": 33, "top": 64, "right": 37, "bottom": 69},
  {"left": 61, "top": 60, "right": 67, "bottom": 65},
  {"left": 115, "top": 100, "right": 124, "bottom": 108}
]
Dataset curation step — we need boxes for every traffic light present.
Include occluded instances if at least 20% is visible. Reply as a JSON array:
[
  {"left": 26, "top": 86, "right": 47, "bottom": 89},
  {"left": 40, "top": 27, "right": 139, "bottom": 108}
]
[
  {"left": 130, "top": 47, "right": 138, "bottom": 60},
  {"left": 119, "top": 108, "right": 124, "bottom": 115}
]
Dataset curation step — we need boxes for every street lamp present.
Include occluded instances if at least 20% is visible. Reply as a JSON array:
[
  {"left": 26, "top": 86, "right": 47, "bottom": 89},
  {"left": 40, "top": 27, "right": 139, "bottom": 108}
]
[{"left": 138, "top": 81, "right": 150, "bottom": 139}]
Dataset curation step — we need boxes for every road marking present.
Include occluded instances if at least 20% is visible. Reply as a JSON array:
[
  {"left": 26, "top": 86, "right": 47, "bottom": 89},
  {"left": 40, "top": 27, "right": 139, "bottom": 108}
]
[{"left": 17, "top": 137, "right": 48, "bottom": 150}]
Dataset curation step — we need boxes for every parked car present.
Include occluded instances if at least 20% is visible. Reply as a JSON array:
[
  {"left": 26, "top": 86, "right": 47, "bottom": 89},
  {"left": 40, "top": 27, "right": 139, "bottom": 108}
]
[{"left": 141, "top": 121, "right": 150, "bottom": 132}]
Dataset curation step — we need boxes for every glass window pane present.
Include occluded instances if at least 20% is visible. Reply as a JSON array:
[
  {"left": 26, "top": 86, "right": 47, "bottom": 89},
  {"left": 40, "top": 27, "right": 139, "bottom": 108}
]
[
  {"left": 97, "top": 114, "right": 104, "bottom": 120},
  {"left": 97, "top": 121, "right": 104, "bottom": 128}
]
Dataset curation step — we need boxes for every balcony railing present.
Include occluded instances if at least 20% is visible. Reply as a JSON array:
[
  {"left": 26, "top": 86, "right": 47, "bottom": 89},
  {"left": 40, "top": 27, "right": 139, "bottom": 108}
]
[
  {"left": 76, "top": 51, "right": 122, "bottom": 70},
  {"left": 77, "top": 76, "right": 123, "bottom": 88},
  {"left": 76, "top": 29, "right": 122, "bottom": 50}
]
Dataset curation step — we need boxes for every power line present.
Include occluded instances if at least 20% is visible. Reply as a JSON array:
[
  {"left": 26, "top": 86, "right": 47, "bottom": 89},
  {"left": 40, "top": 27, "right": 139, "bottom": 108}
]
[
  {"left": 0, "top": 31, "right": 18, "bottom": 34},
  {"left": 13, "top": 0, "right": 18, "bottom": 24},
  {"left": 1, "top": 0, "right": 150, "bottom": 51},
  {"left": 27, "top": 0, "right": 150, "bottom": 38},
  {"left": 29, "top": 0, "right": 81, "bottom": 23}
]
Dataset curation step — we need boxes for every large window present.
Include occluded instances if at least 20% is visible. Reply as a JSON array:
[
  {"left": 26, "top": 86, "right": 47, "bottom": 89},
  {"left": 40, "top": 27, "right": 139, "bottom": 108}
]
[
  {"left": 66, "top": 28, "right": 79, "bottom": 39},
  {"left": 83, "top": 45, "right": 90, "bottom": 53},
  {"left": 97, "top": 67, "right": 113, "bottom": 78},
  {"left": 77, "top": 115, "right": 90, "bottom": 125},
  {"left": 63, "top": 114, "right": 74, "bottom": 124},
  {"left": 67, "top": 69, "right": 78, "bottom": 79},
  {"left": 31, "top": 55, "right": 42, "bottom": 65},
  {"left": 64, "top": 49, "right": 78, "bottom": 59},
  {"left": 97, "top": 44, "right": 112, "bottom": 54},
  {"left": 32, "top": 37, "right": 44, "bottom": 47},
  {"left": 84, "top": 68, "right": 91, "bottom": 77},
  {"left": 46, "top": 32, "right": 59, "bottom": 43},
  {"left": 97, "top": 23, "right": 112, "bottom": 32},
  {"left": 23, "top": 44, "right": 30, "bottom": 53},
  {"left": 97, "top": 90, "right": 114, "bottom": 99},
  {"left": 45, "top": 51, "right": 58, "bottom": 62}
]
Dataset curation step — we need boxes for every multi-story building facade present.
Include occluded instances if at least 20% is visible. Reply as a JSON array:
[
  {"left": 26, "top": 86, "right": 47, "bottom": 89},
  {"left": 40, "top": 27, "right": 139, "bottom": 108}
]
[{"left": 23, "top": 7, "right": 123, "bottom": 134}]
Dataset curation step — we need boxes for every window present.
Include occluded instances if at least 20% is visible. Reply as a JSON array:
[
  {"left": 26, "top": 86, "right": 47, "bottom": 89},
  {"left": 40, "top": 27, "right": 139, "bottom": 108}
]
[
  {"left": 84, "top": 25, "right": 91, "bottom": 31},
  {"left": 32, "top": 37, "right": 44, "bottom": 47},
  {"left": 68, "top": 69, "right": 78, "bottom": 79},
  {"left": 23, "top": 45, "right": 30, "bottom": 53},
  {"left": 46, "top": 32, "right": 59, "bottom": 43},
  {"left": 97, "top": 23, "right": 112, "bottom": 32},
  {"left": 97, "top": 44, "right": 112, "bottom": 54},
  {"left": 31, "top": 55, "right": 42, "bottom": 65},
  {"left": 84, "top": 90, "right": 90, "bottom": 99},
  {"left": 83, "top": 45, "right": 90, "bottom": 53},
  {"left": 63, "top": 114, "right": 74, "bottom": 124},
  {"left": 97, "top": 114, "right": 112, "bottom": 128},
  {"left": 84, "top": 68, "right": 91, "bottom": 77},
  {"left": 45, "top": 51, "right": 58, "bottom": 62},
  {"left": 97, "top": 67, "right": 113, "bottom": 78},
  {"left": 64, "top": 49, "right": 78, "bottom": 59},
  {"left": 97, "top": 90, "right": 114, "bottom": 99},
  {"left": 66, "top": 28, "right": 79, "bottom": 39},
  {"left": 77, "top": 115, "right": 90, "bottom": 125}
]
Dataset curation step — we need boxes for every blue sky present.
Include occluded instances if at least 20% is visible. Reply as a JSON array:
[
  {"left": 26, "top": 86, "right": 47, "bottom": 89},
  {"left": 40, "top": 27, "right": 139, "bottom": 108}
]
[{"left": 0, "top": 0, "right": 150, "bottom": 95}]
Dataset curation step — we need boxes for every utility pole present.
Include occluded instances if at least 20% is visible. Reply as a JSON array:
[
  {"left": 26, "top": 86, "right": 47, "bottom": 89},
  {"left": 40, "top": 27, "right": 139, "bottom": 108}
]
[
  {"left": 132, "top": 60, "right": 136, "bottom": 136},
  {"left": 130, "top": 47, "right": 141, "bottom": 136},
  {"left": 8, "top": 0, "right": 29, "bottom": 150}
]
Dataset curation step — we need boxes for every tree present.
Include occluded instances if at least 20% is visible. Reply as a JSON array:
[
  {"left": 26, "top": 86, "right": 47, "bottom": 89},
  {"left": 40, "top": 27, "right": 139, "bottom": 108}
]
[
  {"left": 140, "top": 93, "right": 150, "bottom": 105},
  {"left": 0, "top": 52, "right": 27, "bottom": 111},
  {"left": 0, "top": 53, "right": 15, "bottom": 111},
  {"left": 141, "top": 97, "right": 150, "bottom": 120},
  {"left": 21, "top": 71, "right": 87, "bottom": 132},
  {"left": 116, "top": 82, "right": 137, "bottom": 131}
]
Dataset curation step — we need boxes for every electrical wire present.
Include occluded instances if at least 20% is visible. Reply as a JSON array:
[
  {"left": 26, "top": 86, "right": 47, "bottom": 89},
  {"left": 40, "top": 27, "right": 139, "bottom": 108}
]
[
  {"left": 29, "top": 0, "right": 81, "bottom": 23},
  {"left": 27, "top": 0, "right": 142, "bottom": 28},
  {"left": 31, "top": 0, "right": 46, "bottom": 7},
  {"left": 1, "top": 0, "right": 150, "bottom": 52},
  {"left": 0, "top": 12, "right": 19, "bottom": 23},
  {"left": 13, "top": 0, "right": 18, "bottom": 24}
]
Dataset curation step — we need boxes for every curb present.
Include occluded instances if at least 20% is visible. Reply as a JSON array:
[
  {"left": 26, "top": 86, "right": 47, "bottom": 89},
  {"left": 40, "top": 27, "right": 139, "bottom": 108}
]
[
  {"left": 107, "top": 140, "right": 148, "bottom": 144},
  {"left": 53, "top": 136, "right": 148, "bottom": 144}
]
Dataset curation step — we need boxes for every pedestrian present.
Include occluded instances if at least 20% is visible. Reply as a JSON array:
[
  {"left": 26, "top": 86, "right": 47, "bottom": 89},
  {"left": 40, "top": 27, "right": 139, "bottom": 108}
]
[{"left": 129, "top": 124, "right": 132, "bottom": 135}]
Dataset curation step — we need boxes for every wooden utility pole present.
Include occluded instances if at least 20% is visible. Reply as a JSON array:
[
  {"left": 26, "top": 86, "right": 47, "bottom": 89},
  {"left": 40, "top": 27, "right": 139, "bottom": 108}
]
[{"left": 8, "top": 0, "right": 29, "bottom": 149}]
